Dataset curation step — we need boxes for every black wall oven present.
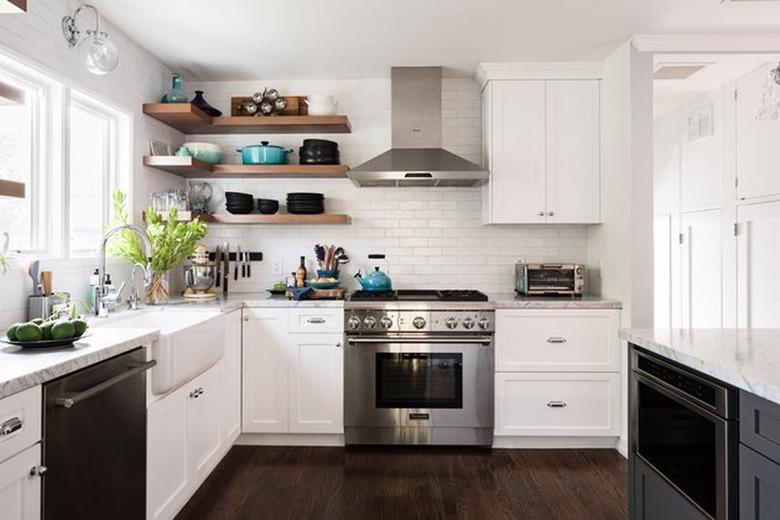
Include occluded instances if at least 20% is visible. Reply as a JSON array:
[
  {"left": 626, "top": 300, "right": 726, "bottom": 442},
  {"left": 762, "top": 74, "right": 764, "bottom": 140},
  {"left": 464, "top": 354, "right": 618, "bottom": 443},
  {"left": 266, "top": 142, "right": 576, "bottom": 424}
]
[{"left": 630, "top": 348, "right": 738, "bottom": 520}]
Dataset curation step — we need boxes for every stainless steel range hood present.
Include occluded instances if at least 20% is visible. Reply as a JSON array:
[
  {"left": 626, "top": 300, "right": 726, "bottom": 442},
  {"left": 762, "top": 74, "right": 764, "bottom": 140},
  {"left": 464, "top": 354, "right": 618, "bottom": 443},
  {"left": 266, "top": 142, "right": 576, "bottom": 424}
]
[{"left": 348, "top": 67, "right": 488, "bottom": 187}]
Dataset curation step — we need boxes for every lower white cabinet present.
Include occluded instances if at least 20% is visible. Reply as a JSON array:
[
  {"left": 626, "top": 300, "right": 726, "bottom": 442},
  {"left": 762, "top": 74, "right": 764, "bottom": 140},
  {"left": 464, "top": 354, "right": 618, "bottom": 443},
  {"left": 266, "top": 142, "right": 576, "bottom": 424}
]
[
  {"left": 495, "top": 372, "right": 620, "bottom": 436},
  {"left": 737, "top": 201, "right": 780, "bottom": 328},
  {"left": 222, "top": 310, "right": 242, "bottom": 444},
  {"left": 0, "top": 444, "right": 41, "bottom": 520},
  {"left": 243, "top": 308, "right": 344, "bottom": 435},
  {"left": 494, "top": 309, "right": 621, "bottom": 442},
  {"left": 147, "top": 363, "right": 224, "bottom": 520}
]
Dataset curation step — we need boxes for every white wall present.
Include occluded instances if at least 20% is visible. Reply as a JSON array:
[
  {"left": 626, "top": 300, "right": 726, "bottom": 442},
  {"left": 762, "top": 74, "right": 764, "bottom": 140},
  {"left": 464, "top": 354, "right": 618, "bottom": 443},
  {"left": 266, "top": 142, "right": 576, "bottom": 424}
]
[
  {"left": 0, "top": 1, "right": 183, "bottom": 328},
  {"left": 186, "top": 77, "right": 590, "bottom": 294}
]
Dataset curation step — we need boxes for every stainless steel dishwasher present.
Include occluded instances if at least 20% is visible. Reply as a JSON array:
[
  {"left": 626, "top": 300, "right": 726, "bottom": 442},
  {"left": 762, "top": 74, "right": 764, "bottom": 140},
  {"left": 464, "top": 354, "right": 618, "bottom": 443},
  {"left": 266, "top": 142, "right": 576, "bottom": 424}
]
[{"left": 43, "top": 347, "right": 155, "bottom": 520}]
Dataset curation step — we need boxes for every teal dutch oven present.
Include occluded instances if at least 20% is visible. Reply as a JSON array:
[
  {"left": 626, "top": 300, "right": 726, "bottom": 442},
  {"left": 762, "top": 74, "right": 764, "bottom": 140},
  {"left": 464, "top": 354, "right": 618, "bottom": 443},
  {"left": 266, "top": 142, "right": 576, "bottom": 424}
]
[{"left": 236, "top": 141, "right": 293, "bottom": 165}]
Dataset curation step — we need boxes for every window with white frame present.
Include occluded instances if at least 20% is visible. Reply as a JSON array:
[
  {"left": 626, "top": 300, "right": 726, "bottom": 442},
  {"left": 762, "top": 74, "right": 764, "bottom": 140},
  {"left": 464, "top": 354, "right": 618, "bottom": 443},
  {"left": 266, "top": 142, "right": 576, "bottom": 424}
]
[{"left": 0, "top": 53, "right": 128, "bottom": 258}]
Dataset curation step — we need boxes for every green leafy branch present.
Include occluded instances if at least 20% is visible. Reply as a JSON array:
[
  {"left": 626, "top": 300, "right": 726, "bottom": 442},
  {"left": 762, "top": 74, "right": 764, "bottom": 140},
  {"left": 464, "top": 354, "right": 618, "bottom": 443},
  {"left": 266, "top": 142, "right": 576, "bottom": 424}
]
[{"left": 107, "top": 190, "right": 208, "bottom": 274}]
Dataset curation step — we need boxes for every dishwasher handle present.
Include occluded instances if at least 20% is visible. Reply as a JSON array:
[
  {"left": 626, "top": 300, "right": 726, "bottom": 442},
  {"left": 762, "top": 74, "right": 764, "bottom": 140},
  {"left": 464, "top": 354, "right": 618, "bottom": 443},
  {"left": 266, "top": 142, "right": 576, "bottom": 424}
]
[{"left": 53, "top": 360, "right": 157, "bottom": 409}]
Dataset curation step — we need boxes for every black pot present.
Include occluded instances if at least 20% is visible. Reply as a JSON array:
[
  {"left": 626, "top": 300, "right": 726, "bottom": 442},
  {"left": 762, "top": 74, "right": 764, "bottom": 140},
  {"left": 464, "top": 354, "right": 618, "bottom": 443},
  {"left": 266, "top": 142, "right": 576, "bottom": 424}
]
[
  {"left": 302, "top": 139, "right": 338, "bottom": 149},
  {"left": 299, "top": 146, "right": 340, "bottom": 165},
  {"left": 191, "top": 90, "right": 222, "bottom": 117}
]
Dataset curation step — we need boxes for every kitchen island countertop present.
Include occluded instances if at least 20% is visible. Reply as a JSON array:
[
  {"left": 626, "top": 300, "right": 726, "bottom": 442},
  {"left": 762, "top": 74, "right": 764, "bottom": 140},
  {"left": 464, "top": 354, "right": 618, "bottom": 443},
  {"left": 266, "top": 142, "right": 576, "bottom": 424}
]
[{"left": 620, "top": 328, "right": 780, "bottom": 405}]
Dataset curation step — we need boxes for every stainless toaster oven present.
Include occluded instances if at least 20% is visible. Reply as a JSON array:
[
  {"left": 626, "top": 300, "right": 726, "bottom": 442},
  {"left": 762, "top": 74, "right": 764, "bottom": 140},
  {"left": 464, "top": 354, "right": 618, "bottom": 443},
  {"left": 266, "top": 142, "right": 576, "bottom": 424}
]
[{"left": 515, "top": 263, "right": 585, "bottom": 296}]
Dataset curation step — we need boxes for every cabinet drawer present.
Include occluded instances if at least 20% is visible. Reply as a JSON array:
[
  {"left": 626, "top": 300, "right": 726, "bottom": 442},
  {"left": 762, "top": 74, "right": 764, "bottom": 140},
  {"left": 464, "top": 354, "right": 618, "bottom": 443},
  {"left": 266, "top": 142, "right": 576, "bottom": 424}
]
[
  {"left": 494, "top": 372, "right": 619, "bottom": 436},
  {"left": 740, "top": 444, "right": 780, "bottom": 520},
  {"left": 741, "top": 390, "right": 780, "bottom": 464},
  {"left": 0, "top": 386, "right": 41, "bottom": 464},
  {"left": 495, "top": 310, "right": 619, "bottom": 372},
  {"left": 288, "top": 309, "right": 344, "bottom": 334}
]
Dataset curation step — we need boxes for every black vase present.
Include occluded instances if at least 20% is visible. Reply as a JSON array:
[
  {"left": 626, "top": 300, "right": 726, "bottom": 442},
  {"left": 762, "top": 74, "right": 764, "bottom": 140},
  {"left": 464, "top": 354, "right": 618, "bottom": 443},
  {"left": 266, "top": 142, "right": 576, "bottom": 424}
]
[{"left": 190, "top": 90, "right": 222, "bottom": 117}]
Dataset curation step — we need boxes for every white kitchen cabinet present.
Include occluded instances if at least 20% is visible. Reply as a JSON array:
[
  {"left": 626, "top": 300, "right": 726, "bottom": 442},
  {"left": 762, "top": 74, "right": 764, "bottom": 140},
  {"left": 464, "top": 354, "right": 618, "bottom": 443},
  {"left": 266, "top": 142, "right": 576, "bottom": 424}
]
[
  {"left": 0, "top": 444, "right": 41, "bottom": 520},
  {"left": 738, "top": 201, "right": 780, "bottom": 328},
  {"left": 482, "top": 79, "right": 601, "bottom": 224},
  {"left": 221, "top": 310, "right": 242, "bottom": 444},
  {"left": 482, "top": 80, "right": 546, "bottom": 224},
  {"left": 681, "top": 209, "right": 723, "bottom": 328},
  {"left": 0, "top": 386, "right": 41, "bottom": 465},
  {"left": 242, "top": 308, "right": 344, "bottom": 436},
  {"left": 545, "top": 80, "right": 601, "bottom": 223},
  {"left": 147, "top": 363, "right": 224, "bottom": 520},
  {"left": 187, "top": 365, "right": 222, "bottom": 485},
  {"left": 495, "top": 372, "right": 620, "bottom": 437},
  {"left": 680, "top": 94, "right": 722, "bottom": 211},
  {"left": 288, "top": 334, "right": 343, "bottom": 434},
  {"left": 242, "top": 309, "right": 289, "bottom": 433},
  {"left": 495, "top": 309, "right": 620, "bottom": 372},
  {"left": 736, "top": 63, "right": 780, "bottom": 201},
  {"left": 147, "top": 382, "right": 189, "bottom": 520}
]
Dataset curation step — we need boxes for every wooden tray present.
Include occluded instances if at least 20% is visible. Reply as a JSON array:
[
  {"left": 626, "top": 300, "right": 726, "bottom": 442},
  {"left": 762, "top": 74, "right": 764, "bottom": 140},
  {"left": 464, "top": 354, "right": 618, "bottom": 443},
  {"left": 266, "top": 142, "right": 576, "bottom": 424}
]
[
  {"left": 308, "top": 288, "right": 346, "bottom": 300},
  {"left": 231, "top": 95, "right": 308, "bottom": 117}
]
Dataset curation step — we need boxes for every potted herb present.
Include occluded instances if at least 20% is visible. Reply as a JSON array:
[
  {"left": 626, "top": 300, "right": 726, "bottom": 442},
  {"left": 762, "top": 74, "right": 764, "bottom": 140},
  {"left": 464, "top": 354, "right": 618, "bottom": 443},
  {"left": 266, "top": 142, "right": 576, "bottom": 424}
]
[{"left": 108, "top": 191, "right": 207, "bottom": 304}]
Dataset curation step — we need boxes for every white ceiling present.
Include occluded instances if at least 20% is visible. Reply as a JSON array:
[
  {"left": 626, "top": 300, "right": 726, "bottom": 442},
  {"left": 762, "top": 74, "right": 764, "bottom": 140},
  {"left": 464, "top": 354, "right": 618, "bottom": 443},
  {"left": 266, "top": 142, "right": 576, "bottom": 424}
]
[
  {"left": 653, "top": 54, "right": 777, "bottom": 115},
  {"left": 91, "top": 0, "right": 780, "bottom": 80}
]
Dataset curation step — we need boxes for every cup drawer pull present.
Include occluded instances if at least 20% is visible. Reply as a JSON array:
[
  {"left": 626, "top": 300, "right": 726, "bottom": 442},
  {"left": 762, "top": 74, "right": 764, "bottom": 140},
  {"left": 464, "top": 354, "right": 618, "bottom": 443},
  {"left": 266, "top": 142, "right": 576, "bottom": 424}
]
[
  {"left": 547, "top": 337, "right": 567, "bottom": 344},
  {"left": 0, "top": 417, "right": 22, "bottom": 436},
  {"left": 306, "top": 317, "right": 326, "bottom": 324},
  {"left": 547, "top": 401, "right": 567, "bottom": 408}
]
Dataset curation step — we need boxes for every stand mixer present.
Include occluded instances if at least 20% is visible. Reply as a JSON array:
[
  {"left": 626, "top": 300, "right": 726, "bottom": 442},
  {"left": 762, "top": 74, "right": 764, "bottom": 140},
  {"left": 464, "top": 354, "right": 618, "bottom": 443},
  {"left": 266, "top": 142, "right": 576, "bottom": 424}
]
[{"left": 183, "top": 244, "right": 217, "bottom": 300}]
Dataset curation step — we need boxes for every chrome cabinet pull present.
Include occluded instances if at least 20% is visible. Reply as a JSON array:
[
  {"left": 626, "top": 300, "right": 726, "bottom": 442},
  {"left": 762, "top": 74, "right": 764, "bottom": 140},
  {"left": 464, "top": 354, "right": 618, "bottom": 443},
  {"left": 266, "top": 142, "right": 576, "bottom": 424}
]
[
  {"left": 29, "top": 465, "right": 47, "bottom": 477},
  {"left": 548, "top": 211, "right": 555, "bottom": 216},
  {"left": 547, "top": 401, "right": 567, "bottom": 408},
  {"left": 547, "top": 337, "right": 567, "bottom": 344},
  {"left": 306, "top": 317, "right": 326, "bottom": 324},
  {"left": 190, "top": 387, "right": 204, "bottom": 399},
  {"left": 538, "top": 211, "right": 545, "bottom": 216},
  {"left": 0, "top": 417, "right": 22, "bottom": 437},
  {"left": 335, "top": 342, "right": 341, "bottom": 348}
]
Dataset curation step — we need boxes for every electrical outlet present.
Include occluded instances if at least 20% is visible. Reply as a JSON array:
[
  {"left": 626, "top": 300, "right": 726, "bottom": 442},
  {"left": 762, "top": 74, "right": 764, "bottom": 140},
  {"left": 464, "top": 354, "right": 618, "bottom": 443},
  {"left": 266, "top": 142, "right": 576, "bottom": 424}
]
[{"left": 272, "top": 260, "right": 282, "bottom": 275}]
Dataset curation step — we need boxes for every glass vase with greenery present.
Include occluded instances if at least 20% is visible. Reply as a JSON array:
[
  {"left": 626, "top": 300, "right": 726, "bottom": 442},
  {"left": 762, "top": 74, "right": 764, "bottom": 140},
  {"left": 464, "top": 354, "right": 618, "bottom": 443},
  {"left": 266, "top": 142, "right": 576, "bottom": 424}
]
[{"left": 108, "top": 191, "right": 207, "bottom": 304}]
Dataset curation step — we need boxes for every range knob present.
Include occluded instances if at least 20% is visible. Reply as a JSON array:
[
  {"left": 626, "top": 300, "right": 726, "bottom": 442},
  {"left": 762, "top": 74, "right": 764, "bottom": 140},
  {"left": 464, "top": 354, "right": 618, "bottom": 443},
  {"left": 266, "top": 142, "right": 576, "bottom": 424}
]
[
  {"left": 412, "top": 316, "right": 427, "bottom": 329},
  {"left": 462, "top": 318, "right": 475, "bottom": 330},
  {"left": 380, "top": 316, "right": 393, "bottom": 329},
  {"left": 445, "top": 317, "right": 458, "bottom": 329},
  {"left": 478, "top": 317, "right": 491, "bottom": 330},
  {"left": 347, "top": 316, "right": 361, "bottom": 330},
  {"left": 363, "top": 316, "right": 377, "bottom": 329}
]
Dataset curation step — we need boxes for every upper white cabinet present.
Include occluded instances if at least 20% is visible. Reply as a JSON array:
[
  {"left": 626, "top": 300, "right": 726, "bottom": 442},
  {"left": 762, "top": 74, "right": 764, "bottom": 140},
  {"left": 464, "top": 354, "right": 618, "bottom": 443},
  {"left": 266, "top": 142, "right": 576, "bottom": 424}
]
[
  {"left": 736, "top": 64, "right": 780, "bottom": 201},
  {"left": 243, "top": 309, "right": 344, "bottom": 435},
  {"left": 738, "top": 201, "right": 780, "bottom": 328},
  {"left": 680, "top": 94, "right": 722, "bottom": 211},
  {"left": 545, "top": 81, "right": 601, "bottom": 223},
  {"left": 482, "top": 78, "right": 601, "bottom": 224}
]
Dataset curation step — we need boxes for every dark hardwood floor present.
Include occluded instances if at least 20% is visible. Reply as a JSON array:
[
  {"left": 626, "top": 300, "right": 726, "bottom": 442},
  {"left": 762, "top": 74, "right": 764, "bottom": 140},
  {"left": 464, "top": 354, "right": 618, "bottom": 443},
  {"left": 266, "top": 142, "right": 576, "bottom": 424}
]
[{"left": 175, "top": 446, "right": 627, "bottom": 520}]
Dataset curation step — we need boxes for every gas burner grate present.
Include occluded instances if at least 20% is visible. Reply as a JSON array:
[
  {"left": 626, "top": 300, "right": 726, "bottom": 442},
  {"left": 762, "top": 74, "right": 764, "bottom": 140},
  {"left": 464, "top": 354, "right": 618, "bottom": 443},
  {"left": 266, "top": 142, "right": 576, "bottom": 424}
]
[{"left": 349, "top": 289, "right": 488, "bottom": 302}]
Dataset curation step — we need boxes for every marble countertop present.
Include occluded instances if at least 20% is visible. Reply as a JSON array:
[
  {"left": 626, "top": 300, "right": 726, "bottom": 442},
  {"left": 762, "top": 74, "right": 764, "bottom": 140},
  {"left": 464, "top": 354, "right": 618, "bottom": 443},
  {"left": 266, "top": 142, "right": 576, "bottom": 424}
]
[
  {"left": 620, "top": 328, "right": 780, "bottom": 405},
  {"left": 0, "top": 327, "right": 158, "bottom": 400},
  {"left": 489, "top": 293, "right": 622, "bottom": 309}
]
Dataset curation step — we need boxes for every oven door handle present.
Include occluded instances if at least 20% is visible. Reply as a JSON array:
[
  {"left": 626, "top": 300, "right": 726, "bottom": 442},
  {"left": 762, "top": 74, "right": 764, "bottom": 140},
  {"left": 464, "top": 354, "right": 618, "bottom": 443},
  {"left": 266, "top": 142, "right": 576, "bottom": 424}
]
[{"left": 347, "top": 336, "right": 493, "bottom": 345}]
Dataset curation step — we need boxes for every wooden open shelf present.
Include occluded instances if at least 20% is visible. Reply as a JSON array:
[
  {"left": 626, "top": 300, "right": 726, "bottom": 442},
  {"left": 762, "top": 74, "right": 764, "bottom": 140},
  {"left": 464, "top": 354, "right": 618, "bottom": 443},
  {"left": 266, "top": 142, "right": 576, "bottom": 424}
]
[
  {"left": 198, "top": 213, "right": 351, "bottom": 225},
  {"left": 143, "top": 156, "right": 349, "bottom": 179},
  {"left": 142, "top": 103, "right": 352, "bottom": 134},
  {"left": 0, "top": 179, "right": 25, "bottom": 198}
]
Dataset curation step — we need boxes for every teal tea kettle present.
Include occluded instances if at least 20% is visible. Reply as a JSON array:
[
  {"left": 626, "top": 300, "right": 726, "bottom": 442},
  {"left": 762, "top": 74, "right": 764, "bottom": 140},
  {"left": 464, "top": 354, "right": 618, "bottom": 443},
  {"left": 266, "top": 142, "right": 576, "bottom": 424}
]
[{"left": 354, "top": 254, "right": 392, "bottom": 292}]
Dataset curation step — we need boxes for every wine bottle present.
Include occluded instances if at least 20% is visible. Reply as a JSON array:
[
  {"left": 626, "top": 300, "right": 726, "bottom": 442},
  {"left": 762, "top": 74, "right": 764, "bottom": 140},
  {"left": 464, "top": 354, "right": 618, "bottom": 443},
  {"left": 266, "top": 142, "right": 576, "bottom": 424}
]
[{"left": 295, "top": 256, "right": 307, "bottom": 288}]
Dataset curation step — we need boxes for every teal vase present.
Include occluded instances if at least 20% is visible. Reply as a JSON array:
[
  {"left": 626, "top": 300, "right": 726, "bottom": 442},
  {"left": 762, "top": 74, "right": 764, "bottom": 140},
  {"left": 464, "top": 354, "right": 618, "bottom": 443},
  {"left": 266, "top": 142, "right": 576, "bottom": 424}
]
[{"left": 161, "top": 73, "right": 188, "bottom": 103}]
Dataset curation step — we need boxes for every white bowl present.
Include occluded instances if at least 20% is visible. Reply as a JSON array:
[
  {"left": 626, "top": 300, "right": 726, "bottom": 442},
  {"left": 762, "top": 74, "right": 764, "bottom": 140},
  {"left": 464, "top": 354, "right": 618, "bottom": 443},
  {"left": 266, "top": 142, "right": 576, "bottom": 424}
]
[{"left": 183, "top": 142, "right": 221, "bottom": 154}]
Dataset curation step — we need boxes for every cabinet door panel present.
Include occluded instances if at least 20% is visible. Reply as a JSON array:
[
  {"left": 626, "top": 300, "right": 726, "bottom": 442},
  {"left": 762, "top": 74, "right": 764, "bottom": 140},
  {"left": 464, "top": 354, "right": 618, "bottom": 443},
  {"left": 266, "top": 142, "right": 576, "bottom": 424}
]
[
  {"left": 736, "top": 64, "right": 780, "bottom": 201},
  {"left": 737, "top": 201, "right": 780, "bottom": 328},
  {"left": 545, "top": 80, "right": 601, "bottom": 223},
  {"left": 633, "top": 456, "right": 709, "bottom": 520},
  {"left": 222, "top": 310, "right": 242, "bottom": 444},
  {"left": 680, "top": 95, "right": 721, "bottom": 211},
  {"left": 147, "top": 386, "right": 189, "bottom": 520},
  {"left": 681, "top": 210, "right": 722, "bottom": 328},
  {"left": 242, "top": 309, "right": 289, "bottom": 433},
  {"left": 488, "top": 80, "right": 546, "bottom": 223},
  {"left": 740, "top": 444, "right": 780, "bottom": 520},
  {"left": 0, "top": 444, "right": 40, "bottom": 520},
  {"left": 288, "top": 334, "right": 343, "bottom": 434},
  {"left": 187, "top": 366, "right": 222, "bottom": 484}
]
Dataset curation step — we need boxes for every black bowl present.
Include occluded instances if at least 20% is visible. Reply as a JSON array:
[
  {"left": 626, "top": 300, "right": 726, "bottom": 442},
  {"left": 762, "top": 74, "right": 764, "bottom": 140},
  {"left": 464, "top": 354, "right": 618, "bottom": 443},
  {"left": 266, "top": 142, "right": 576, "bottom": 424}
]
[
  {"left": 287, "top": 192, "right": 324, "bottom": 200},
  {"left": 257, "top": 199, "right": 279, "bottom": 214},
  {"left": 226, "top": 206, "right": 254, "bottom": 215},
  {"left": 302, "top": 138, "right": 338, "bottom": 149}
]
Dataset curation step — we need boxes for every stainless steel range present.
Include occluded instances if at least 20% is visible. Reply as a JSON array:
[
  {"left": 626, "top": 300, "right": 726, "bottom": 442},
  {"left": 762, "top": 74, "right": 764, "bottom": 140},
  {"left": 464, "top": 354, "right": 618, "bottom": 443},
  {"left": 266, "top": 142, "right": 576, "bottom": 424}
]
[{"left": 344, "top": 290, "right": 494, "bottom": 446}]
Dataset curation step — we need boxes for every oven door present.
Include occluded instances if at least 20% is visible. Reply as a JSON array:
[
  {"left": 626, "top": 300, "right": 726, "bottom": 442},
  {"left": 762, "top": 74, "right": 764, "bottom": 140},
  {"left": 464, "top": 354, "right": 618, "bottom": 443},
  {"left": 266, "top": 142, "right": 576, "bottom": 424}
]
[
  {"left": 345, "top": 336, "right": 493, "bottom": 432},
  {"left": 632, "top": 371, "right": 730, "bottom": 520}
]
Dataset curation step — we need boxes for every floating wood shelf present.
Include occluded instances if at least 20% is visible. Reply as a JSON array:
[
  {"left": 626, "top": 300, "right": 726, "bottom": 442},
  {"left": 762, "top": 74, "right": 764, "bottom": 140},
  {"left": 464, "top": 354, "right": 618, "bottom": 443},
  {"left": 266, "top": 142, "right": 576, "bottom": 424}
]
[
  {"left": 142, "top": 103, "right": 352, "bottom": 134},
  {"left": 0, "top": 179, "right": 25, "bottom": 198},
  {"left": 143, "top": 156, "right": 349, "bottom": 179},
  {"left": 198, "top": 213, "right": 351, "bottom": 225}
]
